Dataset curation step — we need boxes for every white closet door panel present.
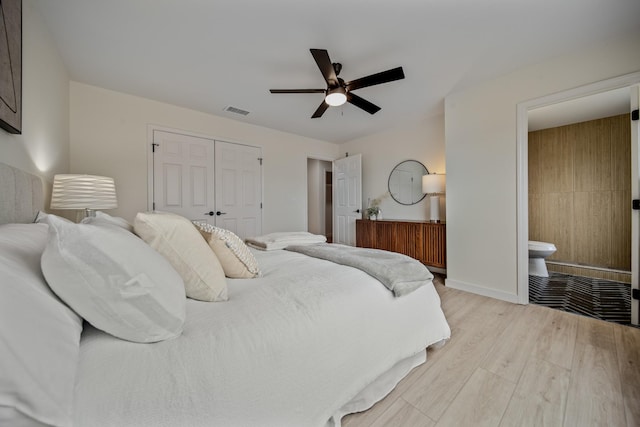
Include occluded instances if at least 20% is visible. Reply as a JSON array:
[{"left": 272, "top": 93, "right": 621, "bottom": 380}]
[
  {"left": 152, "top": 130, "right": 215, "bottom": 224},
  {"left": 152, "top": 131, "right": 262, "bottom": 234},
  {"left": 221, "top": 168, "right": 237, "bottom": 206},
  {"left": 215, "top": 141, "right": 262, "bottom": 240},
  {"left": 163, "top": 164, "right": 182, "bottom": 207},
  {"left": 190, "top": 166, "right": 208, "bottom": 207}
]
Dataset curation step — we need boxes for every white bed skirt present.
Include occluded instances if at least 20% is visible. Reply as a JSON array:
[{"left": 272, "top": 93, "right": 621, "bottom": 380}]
[{"left": 328, "top": 349, "right": 427, "bottom": 426}]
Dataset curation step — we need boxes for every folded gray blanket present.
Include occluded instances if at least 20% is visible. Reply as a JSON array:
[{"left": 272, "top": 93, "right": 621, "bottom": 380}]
[{"left": 286, "top": 243, "right": 433, "bottom": 297}]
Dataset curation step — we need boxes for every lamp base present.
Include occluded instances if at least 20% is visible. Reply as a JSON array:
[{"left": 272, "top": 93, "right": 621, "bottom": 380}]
[
  {"left": 75, "top": 209, "right": 96, "bottom": 223},
  {"left": 429, "top": 195, "right": 440, "bottom": 222}
]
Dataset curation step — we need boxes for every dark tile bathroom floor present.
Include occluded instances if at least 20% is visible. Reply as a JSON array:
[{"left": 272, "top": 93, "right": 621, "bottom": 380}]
[{"left": 529, "top": 272, "right": 632, "bottom": 325}]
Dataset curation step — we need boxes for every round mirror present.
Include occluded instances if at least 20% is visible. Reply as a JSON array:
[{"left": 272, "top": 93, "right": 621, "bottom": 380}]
[{"left": 388, "top": 160, "right": 429, "bottom": 205}]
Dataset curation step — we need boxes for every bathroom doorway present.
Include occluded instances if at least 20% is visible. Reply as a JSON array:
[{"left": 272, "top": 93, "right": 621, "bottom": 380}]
[
  {"left": 307, "top": 158, "right": 333, "bottom": 242},
  {"left": 516, "top": 72, "right": 640, "bottom": 326}
]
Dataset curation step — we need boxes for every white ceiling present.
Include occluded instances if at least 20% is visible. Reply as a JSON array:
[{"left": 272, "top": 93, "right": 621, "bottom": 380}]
[
  {"left": 528, "top": 87, "right": 631, "bottom": 131},
  {"left": 34, "top": 0, "right": 640, "bottom": 144}
]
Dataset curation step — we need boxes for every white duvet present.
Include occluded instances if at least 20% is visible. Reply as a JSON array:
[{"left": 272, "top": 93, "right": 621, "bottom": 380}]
[{"left": 73, "top": 248, "right": 450, "bottom": 427}]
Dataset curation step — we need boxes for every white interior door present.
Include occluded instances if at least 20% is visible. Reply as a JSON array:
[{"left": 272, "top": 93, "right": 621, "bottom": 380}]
[
  {"left": 333, "top": 154, "right": 362, "bottom": 245},
  {"left": 214, "top": 140, "right": 262, "bottom": 240},
  {"left": 152, "top": 130, "right": 215, "bottom": 223},
  {"left": 631, "top": 84, "right": 639, "bottom": 326}
]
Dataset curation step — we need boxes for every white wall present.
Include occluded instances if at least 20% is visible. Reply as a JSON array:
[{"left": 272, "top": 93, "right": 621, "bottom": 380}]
[
  {"left": 0, "top": 0, "right": 69, "bottom": 187},
  {"left": 69, "top": 82, "right": 339, "bottom": 231},
  {"left": 445, "top": 34, "right": 640, "bottom": 302},
  {"left": 342, "top": 114, "right": 445, "bottom": 220}
]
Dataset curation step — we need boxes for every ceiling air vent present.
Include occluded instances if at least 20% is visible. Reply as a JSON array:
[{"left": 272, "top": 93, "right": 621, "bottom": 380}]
[{"left": 223, "top": 105, "right": 250, "bottom": 116}]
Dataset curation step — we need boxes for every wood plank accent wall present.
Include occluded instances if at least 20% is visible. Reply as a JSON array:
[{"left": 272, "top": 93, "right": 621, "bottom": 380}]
[
  {"left": 355, "top": 219, "right": 446, "bottom": 269},
  {"left": 528, "top": 113, "right": 631, "bottom": 271}
]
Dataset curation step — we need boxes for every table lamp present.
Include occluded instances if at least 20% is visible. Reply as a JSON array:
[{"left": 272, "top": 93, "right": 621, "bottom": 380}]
[
  {"left": 422, "top": 173, "right": 445, "bottom": 222},
  {"left": 50, "top": 174, "right": 117, "bottom": 220}
]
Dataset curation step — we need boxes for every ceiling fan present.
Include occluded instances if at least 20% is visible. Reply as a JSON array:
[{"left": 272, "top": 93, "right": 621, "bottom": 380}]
[{"left": 269, "top": 49, "right": 405, "bottom": 118}]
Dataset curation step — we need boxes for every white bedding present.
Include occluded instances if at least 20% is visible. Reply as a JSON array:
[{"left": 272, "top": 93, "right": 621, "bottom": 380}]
[
  {"left": 73, "top": 248, "right": 451, "bottom": 426},
  {"left": 245, "top": 231, "right": 327, "bottom": 250},
  {"left": 0, "top": 165, "right": 452, "bottom": 426}
]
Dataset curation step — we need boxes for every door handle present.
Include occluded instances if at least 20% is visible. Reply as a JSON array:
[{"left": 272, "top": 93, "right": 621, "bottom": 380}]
[
  {"left": 354, "top": 209, "right": 360, "bottom": 213},
  {"left": 205, "top": 211, "right": 227, "bottom": 216}
]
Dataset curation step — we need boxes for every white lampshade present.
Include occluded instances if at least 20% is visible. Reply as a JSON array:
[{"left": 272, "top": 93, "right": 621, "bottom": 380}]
[
  {"left": 50, "top": 174, "right": 118, "bottom": 210},
  {"left": 325, "top": 87, "right": 347, "bottom": 106},
  {"left": 422, "top": 173, "right": 446, "bottom": 195},
  {"left": 422, "top": 173, "right": 445, "bottom": 222}
]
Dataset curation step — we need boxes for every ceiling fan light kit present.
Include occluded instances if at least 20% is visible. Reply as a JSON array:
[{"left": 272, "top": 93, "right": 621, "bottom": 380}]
[
  {"left": 269, "top": 49, "right": 405, "bottom": 118},
  {"left": 325, "top": 87, "right": 347, "bottom": 106}
]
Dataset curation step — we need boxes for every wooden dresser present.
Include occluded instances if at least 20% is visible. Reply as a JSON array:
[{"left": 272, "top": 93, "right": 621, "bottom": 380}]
[{"left": 355, "top": 219, "right": 446, "bottom": 269}]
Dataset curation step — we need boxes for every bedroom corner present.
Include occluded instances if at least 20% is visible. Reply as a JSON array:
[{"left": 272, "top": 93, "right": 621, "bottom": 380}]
[{"left": 0, "top": 0, "right": 70, "bottom": 193}]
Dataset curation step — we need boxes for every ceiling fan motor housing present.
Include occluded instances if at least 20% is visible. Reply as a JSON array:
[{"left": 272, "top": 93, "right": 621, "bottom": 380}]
[{"left": 332, "top": 62, "right": 342, "bottom": 77}]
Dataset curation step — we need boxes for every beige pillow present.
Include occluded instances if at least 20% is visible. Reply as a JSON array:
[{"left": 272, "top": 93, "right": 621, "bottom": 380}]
[
  {"left": 134, "top": 212, "right": 228, "bottom": 302},
  {"left": 193, "top": 222, "right": 260, "bottom": 278}
]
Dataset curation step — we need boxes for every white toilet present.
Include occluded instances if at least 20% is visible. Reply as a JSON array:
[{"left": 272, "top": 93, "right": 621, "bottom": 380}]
[{"left": 528, "top": 240, "right": 557, "bottom": 277}]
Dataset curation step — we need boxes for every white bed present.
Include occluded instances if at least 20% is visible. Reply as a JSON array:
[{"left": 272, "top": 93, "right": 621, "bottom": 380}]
[{"left": 0, "top": 163, "right": 451, "bottom": 427}]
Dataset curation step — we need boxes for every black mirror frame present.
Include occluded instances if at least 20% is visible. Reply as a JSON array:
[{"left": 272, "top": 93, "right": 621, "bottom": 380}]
[{"left": 387, "top": 160, "right": 429, "bottom": 206}]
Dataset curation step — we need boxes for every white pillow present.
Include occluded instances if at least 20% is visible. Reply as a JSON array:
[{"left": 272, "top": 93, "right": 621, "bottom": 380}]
[
  {"left": 134, "top": 212, "right": 228, "bottom": 302},
  {"left": 41, "top": 215, "right": 186, "bottom": 343},
  {"left": 0, "top": 223, "right": 82, "bottom": 427},
  {"left": 193, "top": 221, "right": 260, "bottom": 278},
  {"left": 34, "top": 210, "right": 72, "bottom": 225},
  {"left": 80, "top": 210, "right": 134, "bottom": 232}
]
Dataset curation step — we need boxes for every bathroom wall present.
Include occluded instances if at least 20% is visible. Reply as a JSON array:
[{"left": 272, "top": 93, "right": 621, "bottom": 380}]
[{"left": 528, "top": 113, "right": 631, "bottom": 271}]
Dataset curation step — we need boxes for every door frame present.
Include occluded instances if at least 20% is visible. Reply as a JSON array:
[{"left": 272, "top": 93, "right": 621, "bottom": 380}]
[
  {"left": 305, "top": 156, "right": 334, "bottom": 236},
  {"left": 515, "top": 72, "right": 640, "bottom": 314}
]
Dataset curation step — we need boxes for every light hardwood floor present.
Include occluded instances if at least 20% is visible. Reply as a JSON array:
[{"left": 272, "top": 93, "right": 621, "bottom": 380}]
[{"left": 342, "top": 276, "right": 640, "bottom": 427}]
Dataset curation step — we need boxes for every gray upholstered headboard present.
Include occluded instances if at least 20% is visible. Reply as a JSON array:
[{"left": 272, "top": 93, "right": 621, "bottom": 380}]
[{"left": 0, "top": 163, "right": 45, "bottom": 225}]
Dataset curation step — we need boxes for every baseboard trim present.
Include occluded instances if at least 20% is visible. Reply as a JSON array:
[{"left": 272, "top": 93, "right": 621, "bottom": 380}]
[
  {"left": 428, "top": 266, "right": 446, "bottom": 275},
  {"left": 445, "top": 278, "right": 520, "bottom": 304},
  {"left": 546, "top": 262, "right": 631, "bottom": 284}
]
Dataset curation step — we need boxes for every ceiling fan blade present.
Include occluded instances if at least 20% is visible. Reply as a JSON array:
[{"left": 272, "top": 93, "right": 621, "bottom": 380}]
[
  {"left": 311, "top": 100, "right": 330, "bottom": 118},
  {"left": 310, "top": 49, "right": 338, "bottom": 86},
  {"left": 270, "top": 89, "right": 326, "bottom": 94},
  {"left": 347, "top": 92, "right": 381, "bottom": 115},
  {"left": 345, "top": 67, "right": 405, "bottom": 92}
]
